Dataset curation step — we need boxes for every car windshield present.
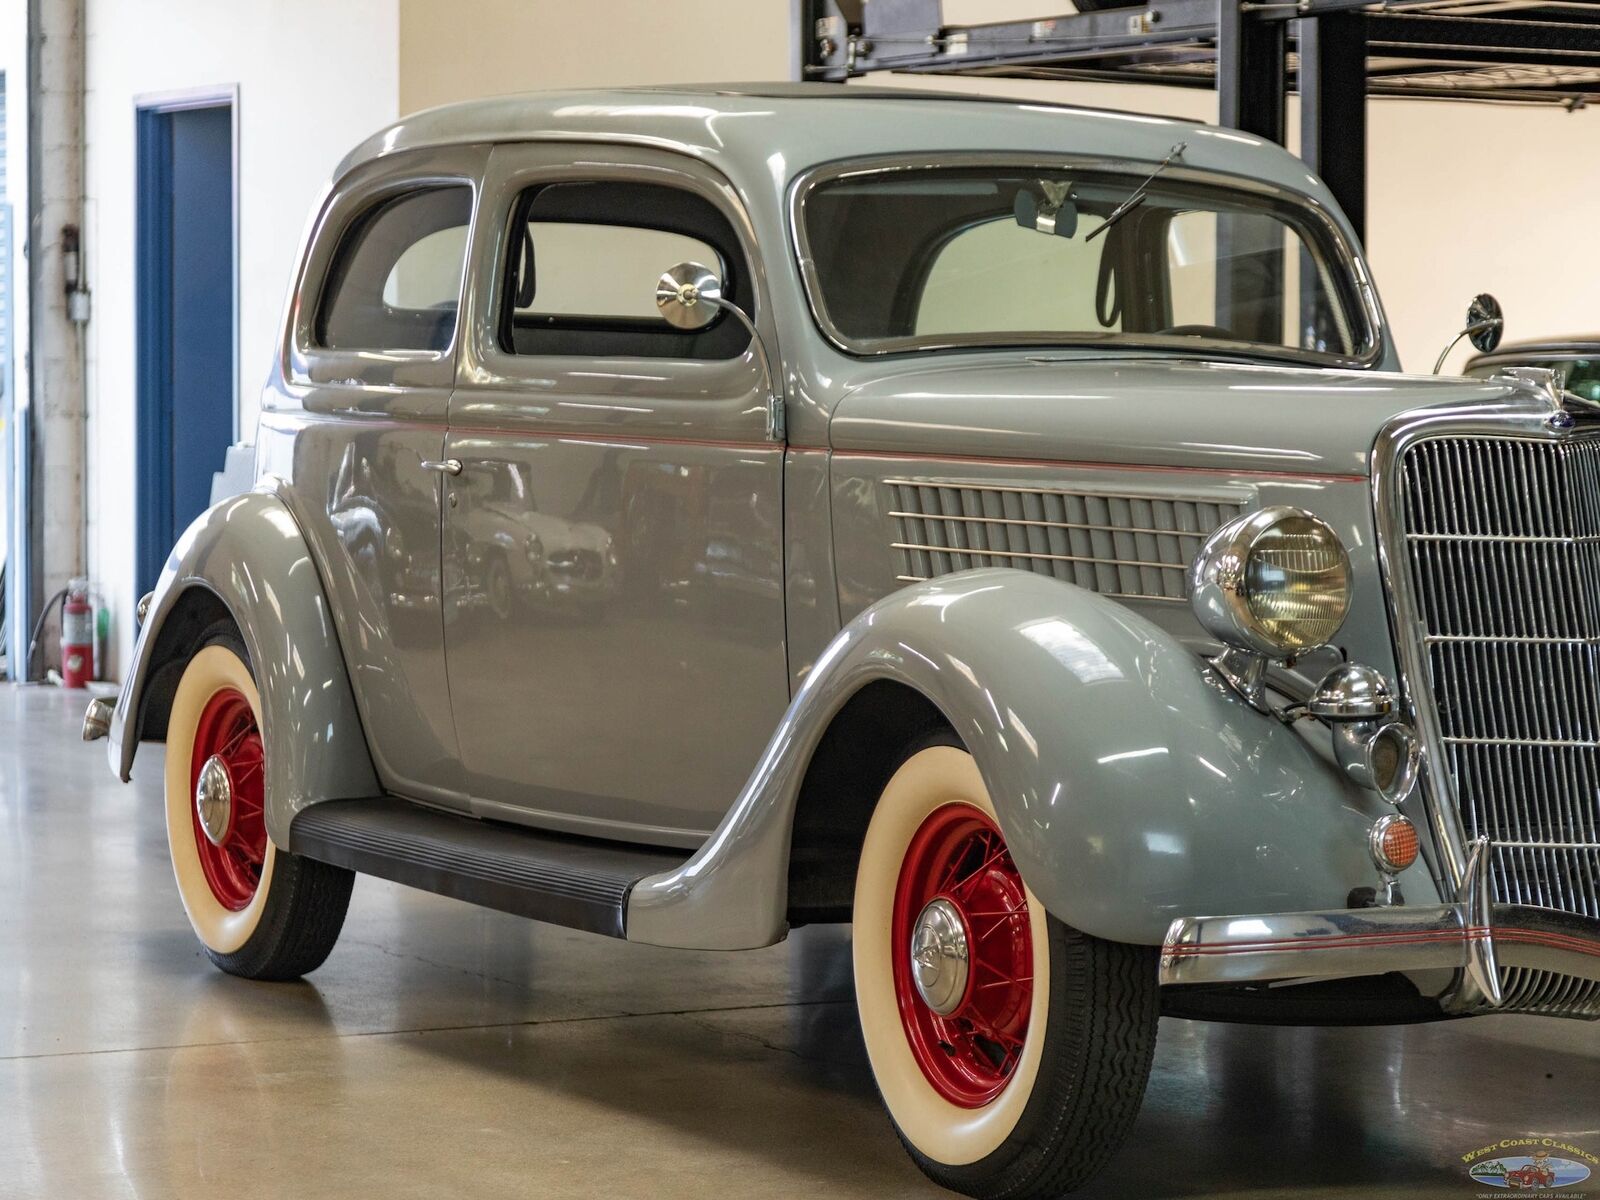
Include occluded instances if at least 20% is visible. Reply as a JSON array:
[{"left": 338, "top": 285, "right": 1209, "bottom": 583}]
[
  {"left": 1466, "top": 356, "right": 1600, "bottom": 402},
  {"left": 1565, "top": 360, "right": 1600, "bottom": 402},
  {"left": 798, "top": 163, "right": 1374, "bottom": 365}
]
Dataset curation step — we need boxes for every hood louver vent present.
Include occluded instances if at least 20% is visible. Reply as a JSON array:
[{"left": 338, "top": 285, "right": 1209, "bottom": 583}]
[{"left": 886, "top": 479, "right": 1248, "bottom": 603}]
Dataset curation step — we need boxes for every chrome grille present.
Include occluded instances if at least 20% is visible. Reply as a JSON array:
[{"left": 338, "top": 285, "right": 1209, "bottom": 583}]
[
  {"left": 887, "top": 479, "right": 1246, "bottom": 603},
  {"left": 1400, "top": 435, "right": 1600, "bottom": 923}
]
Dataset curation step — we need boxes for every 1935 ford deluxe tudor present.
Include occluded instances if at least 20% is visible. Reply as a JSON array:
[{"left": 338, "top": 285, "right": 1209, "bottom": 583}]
[{"left": 84, "top": 85, "right": 1600, "bottom": 1198}]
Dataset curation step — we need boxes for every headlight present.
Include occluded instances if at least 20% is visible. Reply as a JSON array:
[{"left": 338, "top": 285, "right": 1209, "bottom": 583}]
[{"left": 1190, "top": 506, "right": 1352, "bottom": 657}]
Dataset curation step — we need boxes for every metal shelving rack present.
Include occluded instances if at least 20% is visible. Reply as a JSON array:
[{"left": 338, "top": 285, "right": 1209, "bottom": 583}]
[{"left": 798, "top": 1, "right": 1600, "bottom": 241}]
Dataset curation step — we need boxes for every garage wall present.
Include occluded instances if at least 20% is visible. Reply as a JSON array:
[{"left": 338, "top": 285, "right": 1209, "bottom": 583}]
[
  {"left": 84, "top": 0, "right": 401, "bottom": 677},
  {"left": 399, "top": 1, "right": 1600, "bottom": 377},
  {"left": 398, "top": 0, "right": 792, "bottom": 113}
]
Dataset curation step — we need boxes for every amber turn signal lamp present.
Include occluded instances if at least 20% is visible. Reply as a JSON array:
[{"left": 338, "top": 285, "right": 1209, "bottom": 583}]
[{"left": 1370, "top": 814, "right": 1420, "bottom": 874}]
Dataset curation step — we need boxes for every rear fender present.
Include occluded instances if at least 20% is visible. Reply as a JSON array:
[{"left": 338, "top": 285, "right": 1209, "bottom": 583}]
[
  {"left": 626, "top": 568, "right": 1436, "bottom": 949},
  {"left": 108, "top": 490, "right": 378, "bottom": 846}
]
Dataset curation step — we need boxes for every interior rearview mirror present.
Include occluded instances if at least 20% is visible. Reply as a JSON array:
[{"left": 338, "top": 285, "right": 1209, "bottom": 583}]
[
  {"left": 1014, "top": 181, "right": 1078, "bottom": 238},
  {"left": 655, "top": 262, "right": 724, "bottom": 331}
]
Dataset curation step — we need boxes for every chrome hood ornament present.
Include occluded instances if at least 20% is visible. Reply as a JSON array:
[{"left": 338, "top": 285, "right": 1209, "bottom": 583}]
[{"left": 1495, "top": 365, "right": 1600, "bottom": 430}]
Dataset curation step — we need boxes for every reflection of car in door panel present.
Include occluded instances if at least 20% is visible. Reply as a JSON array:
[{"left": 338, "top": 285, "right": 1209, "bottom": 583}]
[
  {"left": 454, "top": 460, "right": 617, "bottom": 619},
  {"left": 92, "top": 86, "right": 1600, "bottom": 1200}
]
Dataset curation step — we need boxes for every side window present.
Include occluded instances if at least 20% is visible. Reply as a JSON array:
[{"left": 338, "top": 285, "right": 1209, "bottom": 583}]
[
  {"left": 316, "top": 185, "right": 473, "bottom": 352},
  {"left": 520, "top": 224, "right": 717, "bottom": 321},
  {"left": 500, "top": 180, "right": 752, "bottom": 360},
  {"left": 916, "top": 218, "right": 1118, "bottom": 335}
]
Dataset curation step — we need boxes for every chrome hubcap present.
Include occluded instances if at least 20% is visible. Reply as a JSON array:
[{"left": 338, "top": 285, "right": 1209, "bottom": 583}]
[
  {"left": 909, "top": 897, "right": 970, "bottom": 1017},
  {"left": 195, "top": 754, "right": 234, "bottom": 847}
]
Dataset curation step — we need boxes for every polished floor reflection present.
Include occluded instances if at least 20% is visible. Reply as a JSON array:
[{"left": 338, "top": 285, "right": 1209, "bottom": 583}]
[{"left": 2, "top": 683, "right": 1596, "bottom": 1199}]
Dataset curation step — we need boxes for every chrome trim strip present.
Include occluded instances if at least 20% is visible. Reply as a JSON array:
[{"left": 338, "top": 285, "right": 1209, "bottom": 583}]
[
  {"left": 891, "top": 542, "right": 1183, "bottom": 571},
  {"left": 1443, "top": 737, "right": 1600, "bottom": 749},
  {"left": 1424, "top": 634, "right": 1600, "bottom": 645},
  {"left": 1494, "top": 841, "right": 1600, "bottom": 851},
  {"left": 888, "top": 510, "right": 1214, "bottom": 538},
  {"left": 787, "top": 152, "right": 1388, "bottom": 369},
  {"left": 892, "top": 573, "right": 1184, "bottom": 604},
  {"left": 1408, "top": 532, "right": 1600, "bottom": 544},
  {"left": 1159, "top": 899, "right": 1600, "bottom": 1005},
  {"left": 881, "top": 477, "right": 1251, "bottom": 502}
]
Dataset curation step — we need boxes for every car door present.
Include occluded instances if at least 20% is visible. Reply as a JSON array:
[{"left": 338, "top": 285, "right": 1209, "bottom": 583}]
[
  {"left": 441, "top": 144, "right": 789, "bottom": 847},
  {"left": 260, "top": 145, "right": 486, "bottom": 808}
]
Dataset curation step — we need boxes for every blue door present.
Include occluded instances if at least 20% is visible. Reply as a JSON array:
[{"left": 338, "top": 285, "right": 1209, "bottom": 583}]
[{"left": 136, "top": 101, "right": 235, "bottom": 598}]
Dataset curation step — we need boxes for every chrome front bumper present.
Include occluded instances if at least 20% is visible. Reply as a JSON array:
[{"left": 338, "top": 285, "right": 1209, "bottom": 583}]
[{"left": 1160, "top": 841, "right": 1600, "bottom": 1010}]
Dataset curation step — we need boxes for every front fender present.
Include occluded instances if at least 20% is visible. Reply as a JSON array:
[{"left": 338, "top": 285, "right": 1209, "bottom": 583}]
[
  {"left": 627, "top": 568, "right": 1436, "bottom": 949},
  {"left": 108, "top": 490, "right": 379, "bottom": 846}
]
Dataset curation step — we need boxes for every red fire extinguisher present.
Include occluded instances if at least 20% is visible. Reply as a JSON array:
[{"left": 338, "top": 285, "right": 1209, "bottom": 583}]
[{"left": 61, "top": 578, "right": 95, "bottom": 689}]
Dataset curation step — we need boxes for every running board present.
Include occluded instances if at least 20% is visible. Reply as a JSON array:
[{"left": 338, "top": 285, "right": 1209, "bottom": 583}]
[{"left": 289, "top": 797, "right": 690, "bottom": 938}]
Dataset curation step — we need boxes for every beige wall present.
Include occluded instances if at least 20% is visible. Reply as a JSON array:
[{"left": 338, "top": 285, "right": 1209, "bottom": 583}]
[
  {"left": 399, "top": 0, "right": 791, "bottom": 113},
  {"left": 398, "top": 1, "right": 1600, "bottom": 376}
]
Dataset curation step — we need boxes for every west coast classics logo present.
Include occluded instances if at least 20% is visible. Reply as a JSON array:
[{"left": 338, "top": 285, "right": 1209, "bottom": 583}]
[{"left": 1464, "top": 1139, "right": 1596, "bottom": 1192}]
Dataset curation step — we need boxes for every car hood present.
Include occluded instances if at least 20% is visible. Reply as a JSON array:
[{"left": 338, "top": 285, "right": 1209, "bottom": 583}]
[{"left": 828, "top": 356, "right": 1530, "bottom": 478}]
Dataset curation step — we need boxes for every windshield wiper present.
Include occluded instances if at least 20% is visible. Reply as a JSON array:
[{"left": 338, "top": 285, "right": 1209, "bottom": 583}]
[{"left": 1085, "top": 141, "right": 1187, "bottom": 244}]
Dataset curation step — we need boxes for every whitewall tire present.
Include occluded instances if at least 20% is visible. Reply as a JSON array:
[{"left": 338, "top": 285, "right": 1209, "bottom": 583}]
[
  {"left": 164, "top": 625, "right": 354, "bottom": 980},
  {"left": 853, "top": 740, "right": 1159, "bottom": 1198}
]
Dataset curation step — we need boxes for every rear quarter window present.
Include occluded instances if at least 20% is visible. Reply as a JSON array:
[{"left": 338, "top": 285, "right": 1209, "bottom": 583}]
[{"left": 316, "top": 185, "right": 473, "bottom": 353}]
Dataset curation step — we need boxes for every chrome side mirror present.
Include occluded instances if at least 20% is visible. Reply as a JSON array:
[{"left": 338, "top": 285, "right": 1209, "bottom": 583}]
[
  {"left": 1433, "top": 292, "right": 1504, "bottom": 374},
  {"left": 653, "top": 261, "right": 785, "bottom": 441},
  {"left": 1465, "top": 293, "right": 1505, "bottom": 354},
  {"left": 655, "top": 262, "right": 724, "bottom": 331}
]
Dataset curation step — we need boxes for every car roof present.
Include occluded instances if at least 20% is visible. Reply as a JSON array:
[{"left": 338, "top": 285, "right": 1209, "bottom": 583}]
[
  {"left": 1467, "top": 336, "right": 1600, "bottom": 364},
  {"left": 336, "top": 83, "right": 1333, "bottom": 209},
  {"left": 630, "top": 82, "right": 1204, "bottom": 122}
]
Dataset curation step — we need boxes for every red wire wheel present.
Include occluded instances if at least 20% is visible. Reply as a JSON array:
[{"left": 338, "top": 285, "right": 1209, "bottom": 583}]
[
  {"left": 188, "top": 688, "right": 268, "bottom": 911},
  {"left": 891, "top": 802, "right": 1033, "bottom": 1108}
]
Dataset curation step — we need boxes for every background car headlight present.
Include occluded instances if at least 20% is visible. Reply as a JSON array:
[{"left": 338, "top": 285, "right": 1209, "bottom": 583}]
[{"left": 1189, "top": 506, "right": 1353, "bottom": 658}]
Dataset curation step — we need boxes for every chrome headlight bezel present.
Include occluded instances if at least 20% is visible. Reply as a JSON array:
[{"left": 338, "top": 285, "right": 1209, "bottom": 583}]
[{"left": 1189, "top": 506, "right": 1353, "bottom": 659}]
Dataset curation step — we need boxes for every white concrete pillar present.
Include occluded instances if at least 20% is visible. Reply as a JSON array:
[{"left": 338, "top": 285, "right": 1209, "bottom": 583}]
[{"left": 24, "top": 0, "right": 86, "bottom": 676}]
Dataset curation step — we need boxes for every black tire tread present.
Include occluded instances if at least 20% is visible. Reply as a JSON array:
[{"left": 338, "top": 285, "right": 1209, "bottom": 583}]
[
  {"left": 184, "top": 623, "right": 355, "bottom": 981},
  {"left": 205, "top": 851, "right": 354, "bottom": 981},
  {"left": 901, "top": 925, "right": 1159, "bottom": 1199}
]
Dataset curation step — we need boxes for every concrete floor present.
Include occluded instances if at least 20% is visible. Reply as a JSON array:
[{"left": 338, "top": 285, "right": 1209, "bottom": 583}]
[{"left": 2, "top": 683, "right": 1597, "bottom": 1200}]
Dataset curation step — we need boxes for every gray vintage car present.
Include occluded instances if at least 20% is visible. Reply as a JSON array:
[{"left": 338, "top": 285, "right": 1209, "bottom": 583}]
[
  {"left": 84, "top": 85, "right": 1600, "bottom": 1199},
  {"left": 1466, "top": 335, "right": 1600, "bottom": 404}
]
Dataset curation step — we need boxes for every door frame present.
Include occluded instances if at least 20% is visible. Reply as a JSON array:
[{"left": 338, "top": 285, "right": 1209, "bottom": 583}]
[{"left": 133, "top": 85, "right": 240, "bottom": 599}]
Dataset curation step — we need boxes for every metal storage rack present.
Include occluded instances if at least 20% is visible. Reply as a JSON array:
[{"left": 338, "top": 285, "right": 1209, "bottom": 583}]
[{"left": 798, "top": 1, "right": 1600, "bottom": 241}]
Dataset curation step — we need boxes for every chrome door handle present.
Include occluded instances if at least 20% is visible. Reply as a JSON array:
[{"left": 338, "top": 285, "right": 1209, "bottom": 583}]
[{"left": 421, "top": 458, "right": 463, "bottom": 476}]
